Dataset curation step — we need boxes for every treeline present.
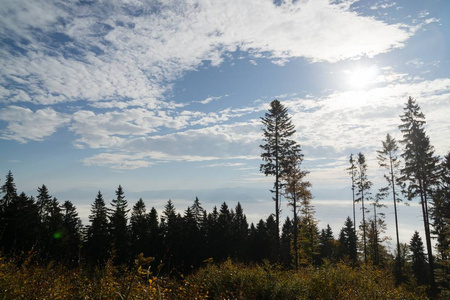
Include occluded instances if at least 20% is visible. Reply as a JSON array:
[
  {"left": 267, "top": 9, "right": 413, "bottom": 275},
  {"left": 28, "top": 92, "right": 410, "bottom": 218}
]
[{"left": 0, "top": 175, "right": 341, "bottom": 272}]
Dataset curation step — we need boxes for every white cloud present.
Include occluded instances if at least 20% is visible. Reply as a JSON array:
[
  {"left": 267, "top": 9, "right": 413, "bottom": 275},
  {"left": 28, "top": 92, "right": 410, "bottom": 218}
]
[
  {"left": 0, "top": 106, "right": 69, "bottom": 143},
  {"left": 0, "top": 0, "right": 414, "bottom": 108}
]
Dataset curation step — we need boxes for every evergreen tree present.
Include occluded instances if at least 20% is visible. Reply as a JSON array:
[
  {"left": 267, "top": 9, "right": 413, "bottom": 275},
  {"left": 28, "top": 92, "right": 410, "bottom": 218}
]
[
  {"left": 46, "top": 197, "right": 64, "bottom": 261},
  {"left": 377, "top": 133, "right": 405, "bottom": 279},
  {"left": 0, "top": 171, "right": 18, "bottom": 253},
  {"left": 130, "top": 198, "right": 149, "bottom": 256},
  {"left": 232, "top": 202, "right": 248, "bottom": 261},
  {"left": 108, "top": 185, "right": 129, "bottom": 265},
  {"left": 146, "top": 207, "right": 161, "bottom": 258},
  {"left": 0, "top": 190, "right": 39, "bottom": 255},
  {"left": 1, "top": 170, "right": 17, "bottom": 208},
  {"left": 347, "top": 154, "right": 357, "bottom": 231},
  {"left": 297, "top": 196, "right": 320, "bottom": 266},
  {"left": 355, "top": 152, "right": 372, "bottom": 263},
  {"left": 283, "top": 152, "right": 311, "bottom": 269},
  {"left": 61, "top": 200, "right": 81, "bottom": 266},
  {"left": 85, "top": 191, "right": 110, "bottom": 265},
  {"left": 338, "top": 217, "right": 358, "bottom": 264},
  {"left": 280, "top": 217, "right": 293, "bottom": 268},
  {"left": 36, "top": 184, "right": 52, "bottom": 223},
  {"left": 399, "top": 97, "right": 439, "bottom": 290},
  {"left": 260, "top": 99, "right": 301, "bottom": 242},
  {"left": 431, "top": 152, "right": 450, "bottom": 261},
  {"left": 319, "top": 225, "right": 337, "bottom": 264},
  {"left": 409, "top": 231, "right": 429, "bottom": 286}
]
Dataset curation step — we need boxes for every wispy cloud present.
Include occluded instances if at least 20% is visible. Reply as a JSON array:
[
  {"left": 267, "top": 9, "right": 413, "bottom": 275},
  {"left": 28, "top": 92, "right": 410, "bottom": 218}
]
[{"left": 1, "top": 0, "right": 414, "bottom": 107}]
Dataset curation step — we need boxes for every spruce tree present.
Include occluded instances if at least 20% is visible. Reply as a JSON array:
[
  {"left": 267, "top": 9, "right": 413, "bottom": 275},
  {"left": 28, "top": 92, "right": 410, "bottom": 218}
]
[
  {"left": 85, "top": 191, "right": 110, "bottom": 265},
  {"left": 1, "top": 170, "right": 17, "bottom": 208},
  {"left": 338, "top": 217, "right": 358, "bottom": 264},
  {"left": 399, "top": 97, "right": 439, "bottom": 290},
  {"left": 260, "top": 99, "right": 301, "bottom": 242},
  {"left": 347, "top": 154, "right": 357, "bottom": 230},
  {"left": 319, "top": 225, "right": 337, "bottom": 263},
  {"left": 61, "top": 200, "right": 81, "bottom": 266},
  {"left": 130, "top": 198, "right": 149, "bottom": 256},
  {"left": 377, "top": 133, "right": 404, "bottom": 266},
  {"left": 355, "top": 152, "right": 372, "bottom": 263},
  {"left": 283, "top": 152, "right": 311, "bottom": 269},
  {"left": 232, "top": 202, "right": 248, "bottom": 261},
  {"left": 409, "top": 231, "right": 429, "bottom": 286},
  {"left": 109, "top": 185, "right": 130, "bottom": 265}
]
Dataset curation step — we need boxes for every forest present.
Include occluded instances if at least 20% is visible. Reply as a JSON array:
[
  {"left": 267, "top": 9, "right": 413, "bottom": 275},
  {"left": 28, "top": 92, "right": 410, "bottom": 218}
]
[{"left": 0, "top": 97, "right": 448, "bottom": 299}]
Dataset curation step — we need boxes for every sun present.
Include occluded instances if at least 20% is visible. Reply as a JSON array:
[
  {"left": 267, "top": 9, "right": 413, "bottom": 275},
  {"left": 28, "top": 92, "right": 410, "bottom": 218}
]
[{"left": 346, "top": 65, "right": 378, "bottom": 89}]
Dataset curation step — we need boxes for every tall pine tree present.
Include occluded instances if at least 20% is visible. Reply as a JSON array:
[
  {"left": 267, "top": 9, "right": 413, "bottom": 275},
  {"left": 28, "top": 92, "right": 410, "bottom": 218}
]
[
  {"left": 260, "top": 99, "right": 301, "bottom": 244},
  {"left": 355, "top": 152, "right": 372, "bottom": 263},
  {"left": 399, "top": 97, "right": 439, "bottom": 291},
  {"left": 85, "top": 191, "right": 110, "bottom": 265}
]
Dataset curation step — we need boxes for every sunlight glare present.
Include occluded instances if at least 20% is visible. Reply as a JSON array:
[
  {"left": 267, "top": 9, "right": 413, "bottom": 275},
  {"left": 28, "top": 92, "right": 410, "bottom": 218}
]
[{"left": 346, "top": 65, "right": 378, "bottom": 89}]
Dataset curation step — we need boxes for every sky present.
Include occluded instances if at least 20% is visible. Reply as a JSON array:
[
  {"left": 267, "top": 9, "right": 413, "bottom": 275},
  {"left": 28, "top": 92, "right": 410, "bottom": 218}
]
[{"left": 1, "top": 0, "right": 449, "bottom": 249}]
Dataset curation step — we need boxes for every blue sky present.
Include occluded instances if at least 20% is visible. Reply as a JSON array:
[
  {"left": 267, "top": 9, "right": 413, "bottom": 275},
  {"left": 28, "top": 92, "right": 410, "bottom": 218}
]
[{"left": 1, "top": 0, "right": 449, "bottom": 247}]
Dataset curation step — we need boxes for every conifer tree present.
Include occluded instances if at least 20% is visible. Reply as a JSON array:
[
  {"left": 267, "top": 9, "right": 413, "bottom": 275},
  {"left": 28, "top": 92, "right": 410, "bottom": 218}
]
[
  {"left": 431, "top": 152, "right": 450, "bottom": 261},
  {"left": 232, "top": 202, "right": 248, "bottom": 261},
  {"left": 280, "top": 217, "right": 293, "bottom": 268},
  {"left": 1, "top": 170, "right": 17, "bottom": 208},
  {"left": 319, "top": 225, "right": 337, "bottom": 263},
  {"left": 409, "top": 231, "right": 429, "bottom": 286},
  {"left": 399, "top": 97, "right": 439, "bottom": 290},
  {"left": 298, "top": 195, "right": 320, "bottom": 266},
  {"left": 347, "top": 154, "right": 357, "bottom": 230},
  {"left": 260, "top": 99, "right": 301, "bottom": 241},
  {"left": 377, "top": 133, "right": 404, "bottom": 267},
  {"left": 61, "top": 200, "right": 81, "bottom": 266},
  {"left": 109, "top": 185, "right": 129, "bottom": 265},
  {"left": 338, "top": 217, "right": 358, "bottom": 264},
  {"left": 283, "top": 152, "right": 310, "bottom": 269},
  {"left": 355, "top": 152, "right": 372, "bottom": 263},
  {"left": 85, "top": 191, "right": 110, "bottom": 265},
  {"left": 130, "top": 198, "right": 149, "bottom": 256},
  {"left": 147, "top": 207, "right": 161, "bottom": 258}
]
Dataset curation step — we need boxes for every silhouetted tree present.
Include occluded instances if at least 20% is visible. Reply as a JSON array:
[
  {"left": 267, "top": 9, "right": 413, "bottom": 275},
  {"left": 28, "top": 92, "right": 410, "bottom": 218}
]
[
  {"left": 409, "top": 231, "right": 429, "bottom": 286},
  {"left": 280, "top": 217, "right": 293, "bottom": 268},
  {"left": 399, "top": 97, "right": 439, "bottom": 291},
  {"left": 355, "top": 152, "right": 372, "bottom": 263},
  {"left": 283, "top": 152, "right": 310, "bottom": 269},
  {"left": 232, "top": 202, "right": 248, "bottom": 261},
  {"left": 130, "top": 198, "right": 149, "bottom": 257},
  {"left": 1, "top": 170, "right": 17, "bottom": 208},
  {"left": 85, "top": 191, "right": 110, "bottom": 266},
  {"left": 108, "top": 185, "right": 129, "bottom": 265},
  {"left": 319, "top": 225, "right": 337, "bottom": 264},
  {"left": 260, "top": 99, "right": 301, "bottom": 243},
  {"left": 338, "top": 217, "right": 358, "bottom": 264},
  {"left": 61, "top": 200, "right": 82, "bottom": 266},
  {"left": 347, "top": 154, "right": 357, "bottom": 230}
]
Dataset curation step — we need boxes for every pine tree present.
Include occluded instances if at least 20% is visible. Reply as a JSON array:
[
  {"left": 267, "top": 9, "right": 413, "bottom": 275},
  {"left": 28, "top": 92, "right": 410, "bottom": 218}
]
[
  {"left": 108, "top": 185, "right": 130, "bottom": 265},
  {"left": 377, "top": 133, "right": 404, "bottom": 276},
  {"left": 260, "top": 99, "right": 301, "bottom": 242},
  {"left": 355, "top": 152, "right": 372, "bottom": 263},
  {"left": 146, "top": 207, "right": 161, "bottom": 258},
  {"left": 319, "top": 225, "right": 337, "bottom": 263},
  {"left": 232, "top": 202, "right": 248, "bottom": 261},
  {"left": 347, "top": 154, "right": 357, "bottom": 231},
  {"left": 0, "top": 171, "right": 18, "bottom": 253},
  {"left": 1, "top": 170, "right": 17, "bottom": 208},
  {"left": 85, "top": 191, "right": 110, "bottom": 265},
  {"left": 130, "top": 198, "right": 149, "bottom": 256},
  {"left": 409, "top": 231, "right": 429, "bottom": 286},
  {"left": 297, "top": 196, "right": 320, "bottom": 266},
  {"left": 61, "top": 200, "right": 81, "bottom": 266},
  {"left": 338, "top": 217, "right": 358, "bottom": 264},
  {"left": 280, "top": 217, "right": 293, "bottom": 268},
  {"left": 399, "top": 97, "right": 439, "bottom": 290},
  {"left": 283, "top": 152, "right": 311, "bottom": 269}
]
